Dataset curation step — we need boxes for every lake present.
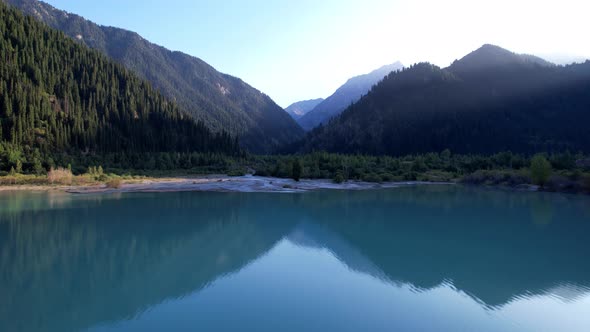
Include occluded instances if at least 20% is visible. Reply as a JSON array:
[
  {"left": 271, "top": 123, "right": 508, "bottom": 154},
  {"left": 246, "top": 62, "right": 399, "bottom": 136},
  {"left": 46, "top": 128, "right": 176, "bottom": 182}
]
[{"left": 1, "top": 185, "right": 589, "bottom": 332}]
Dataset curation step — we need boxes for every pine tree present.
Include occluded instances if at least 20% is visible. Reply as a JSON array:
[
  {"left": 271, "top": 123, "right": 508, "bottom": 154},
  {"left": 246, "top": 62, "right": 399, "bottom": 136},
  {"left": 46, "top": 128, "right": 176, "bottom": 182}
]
[
  {"left": 530, "top": 155, "right": 552, "bottom": 187},
  {"left": 292, "top": 158, "right": 302, "bottom": 182},
  {"left": 0, "top": 2, "right": 240, "bottom": 172}
]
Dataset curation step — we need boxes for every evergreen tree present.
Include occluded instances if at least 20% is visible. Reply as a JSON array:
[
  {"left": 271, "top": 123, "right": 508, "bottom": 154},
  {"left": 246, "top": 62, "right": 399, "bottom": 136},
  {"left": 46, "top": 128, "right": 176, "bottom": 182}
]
[
  {"left": 292, "top": 158, "right": 302, "bottom": 182},
  {"left": 0, "top": 2, "right": 240, "bottom": 172},
  {"left": 300, "top": 60, "right": 590, "bottom": 156},
  {"left": 530, "top": 155, "right": 552, "bottom": 187}
]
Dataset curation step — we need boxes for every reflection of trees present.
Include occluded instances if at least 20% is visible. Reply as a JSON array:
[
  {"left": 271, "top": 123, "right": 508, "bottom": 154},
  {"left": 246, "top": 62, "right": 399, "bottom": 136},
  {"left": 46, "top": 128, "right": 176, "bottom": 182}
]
[
  {"left": 294, "top": 186, "right": 590, "bottom": 307},
  {"left": 0, "top": 192, "right": 297, "bottom": 332},
  {"left": 530, "top": 196, "right": 554, "bottom": 226},
  {"left": 0, "top": 187, "right": 589, "bottom": 332},
  {"left": 0, "top": 191, "right": 75, "bottom": 216}
]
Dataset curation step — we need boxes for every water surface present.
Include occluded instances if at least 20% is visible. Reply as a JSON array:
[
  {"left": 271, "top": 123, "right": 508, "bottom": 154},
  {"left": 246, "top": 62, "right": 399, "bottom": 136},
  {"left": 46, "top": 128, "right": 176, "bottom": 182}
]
[{"left": 1, "top": 186, "right": 589, "bottom": 331}]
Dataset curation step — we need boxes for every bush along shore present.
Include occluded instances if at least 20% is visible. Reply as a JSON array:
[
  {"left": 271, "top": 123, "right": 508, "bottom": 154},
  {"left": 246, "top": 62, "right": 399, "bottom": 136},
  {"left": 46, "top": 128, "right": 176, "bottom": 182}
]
[
  {"left": 0, "top": 165, "right": 146, "bottom": 189},
  {"left": 0, "top": 150, "right": 589, "bottom": 195},
  {"left": 251, "top": 152, "right": 590, "bottom": 194}
]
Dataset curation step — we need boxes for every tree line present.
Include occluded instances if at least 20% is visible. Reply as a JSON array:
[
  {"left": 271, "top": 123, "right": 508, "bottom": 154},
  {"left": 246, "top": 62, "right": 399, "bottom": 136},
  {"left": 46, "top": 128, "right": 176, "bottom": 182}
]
[
  {"left": 299, "top": 61, "right": 590, "bottom": 155},
  {"left": 252, "top": 151, "right": 590, "bottom": 193}
]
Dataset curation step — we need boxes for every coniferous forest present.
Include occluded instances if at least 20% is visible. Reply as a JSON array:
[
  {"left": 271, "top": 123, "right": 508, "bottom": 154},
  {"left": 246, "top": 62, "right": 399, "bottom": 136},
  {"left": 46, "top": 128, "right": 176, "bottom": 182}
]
[
  {"left": 299, "top": 57, "right": 590, "bottom": 156},
  {"left": 2, "top": 2, "right": 590, "bottom": 331},
  {"left": 3, "top": 0, "right": 304, "bottom": 153},
  {"left": 0, "top": 2, "right": 239, "bottom": 173},
  {"left": 0, "top": 1, "right": 588, "bottom": 195}
]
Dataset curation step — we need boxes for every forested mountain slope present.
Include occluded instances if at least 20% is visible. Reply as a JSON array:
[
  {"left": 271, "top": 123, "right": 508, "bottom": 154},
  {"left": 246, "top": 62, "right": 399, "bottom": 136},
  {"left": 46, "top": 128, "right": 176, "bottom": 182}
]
[
  {"left": 300, "top": 45, "right": 590, "bottom": 155},
  {"left": 3, "top": 0, "right": 303, "bottom": 152},
  {"left": 0, "top": 2, "right": 238, "bottom": 172}
]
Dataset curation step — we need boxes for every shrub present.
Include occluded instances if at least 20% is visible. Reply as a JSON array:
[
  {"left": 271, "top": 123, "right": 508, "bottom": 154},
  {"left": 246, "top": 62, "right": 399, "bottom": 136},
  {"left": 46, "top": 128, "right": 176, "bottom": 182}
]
[
  {"left": 333, "top": 172, "right": 345, "bottom": 184},
  {"left": 461, "top": 170, "right": 529, "bottom": 187},
  {"left": 403, "top": 172, "right": 418, "bottom": 181},
  {"left": 461, "top": 170, "right": 487, "bottom": 185},
  {"left": 47, "top": 167, "right": 73, "bottom": 185},
  {"left": 33, "top": 158, "right": 44, "bottom": 175},
  {"left": 582, "top": 175, "right": 590, "bottom": 192},
  {"left": 291, "top": 159, "right": 302, "bottom": 182},
  {"left": 418, "top": 170, "right": 454, "bottom": 182},
  {"left": 253, "top": 168, "right": 270, "bottom": 177},
  {"left": 227, "top": 168, "right": 246, "bottom": 177},
  {"left": 362, "top": 173, "right": 382, "bottom": 183},
  {"left": 545, "top": 175, "right": 576, "bottom": 192},
  {"left": 106, "top": 178, "right": 123, "bottom": 189},
  {"left": 380, "top": 173, "right": 395, "bottom": 182},
  {"left": 530, "top": 155, "right": 552, "bottom": 187},
  {"left": 15, "top": 160, "right": 22, "bottom": 173}
]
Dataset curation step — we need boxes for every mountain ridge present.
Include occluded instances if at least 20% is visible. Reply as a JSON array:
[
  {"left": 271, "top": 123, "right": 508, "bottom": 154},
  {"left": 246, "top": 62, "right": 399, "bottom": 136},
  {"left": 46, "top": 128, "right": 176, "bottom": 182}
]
[
  {"left": 298, "top": 61, "right": 404, "bottom": 131},
  {"left": 285, "top": 98, "right": 324, "bottom": 119},
  {"left": 450, "top": 44, "right": 555, "bottom": 73},
  {"left": 299, "top": 45, "right": 590, "bottom": 155},
  {"left": 0, "top": 1, "right": 239, "bottom": 165},
  {"left": 3, "top": 0, "right": 304, "bottom": 153}
]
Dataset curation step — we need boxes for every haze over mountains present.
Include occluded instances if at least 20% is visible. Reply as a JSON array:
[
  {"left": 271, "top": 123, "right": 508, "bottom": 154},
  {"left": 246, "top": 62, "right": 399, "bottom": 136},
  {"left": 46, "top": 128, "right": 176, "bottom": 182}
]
[
  {"left": 284, "top": 98, "right": 324, "bottom": 120},
  {"left": 3, "top": 0, "right": 303, "bottom": 153},
  {"left": 299, "top": 45, "right": 590, "bottom": 155},
  {"left": 298, "top": 62, "right": 404, "bottom": 131},
  {"left": 449, "top": 44, "right": 555, "bottom": 72}
]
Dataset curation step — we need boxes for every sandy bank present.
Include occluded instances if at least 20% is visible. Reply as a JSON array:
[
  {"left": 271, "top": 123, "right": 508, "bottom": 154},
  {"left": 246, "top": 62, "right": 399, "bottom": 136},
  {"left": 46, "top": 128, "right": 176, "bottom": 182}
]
[{"left": 62, "top": 175, "right": 449, "bottom": 194}]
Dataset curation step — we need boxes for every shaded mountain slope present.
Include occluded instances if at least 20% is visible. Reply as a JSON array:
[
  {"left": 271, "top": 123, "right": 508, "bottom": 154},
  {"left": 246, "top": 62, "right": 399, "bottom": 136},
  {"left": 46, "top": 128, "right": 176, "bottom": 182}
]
[
  {"left": 4, "top": 0, "right": 303, "bottom": 152},
  {"left": 0, "top": 2, "right": 238, "bottom": 157},
  {"left": 296, "top": 187, "right": 590, "bottom": 307},
  {"left": 0, "top": 192, "right": 297, "bottom": 332},
  {"left": 301, "top": 45, "right": 590, "bottom": 155}
]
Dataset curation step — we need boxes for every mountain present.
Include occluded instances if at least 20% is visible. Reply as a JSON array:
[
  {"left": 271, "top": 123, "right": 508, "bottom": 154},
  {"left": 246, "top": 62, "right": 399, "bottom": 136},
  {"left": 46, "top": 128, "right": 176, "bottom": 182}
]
[
  {"left": 2, "top": 184, "right": 589, "bottom": 332},
  {"left": 449, "top": 44, "right": 555, "bottom": 73},
  {"left": 3, "top": 0, "right": 303, "bottom": 153},
  {"left": 284, "top": 98, "right": 324, "bottom": 119},
  {"left": 0, "top": 1, "right": 238, "bottom": 166},
  {"left": 300, "top": 45, "right": 590, "bottom": 155},
  {"left": 0, "top": 191, "right": 296, "bottom": 332},
  {"left": 299, "top": 187, "right": 590, "bottom": 307},
  {"left": 298, "top": 61, "right": 404, "bottom": 131}
]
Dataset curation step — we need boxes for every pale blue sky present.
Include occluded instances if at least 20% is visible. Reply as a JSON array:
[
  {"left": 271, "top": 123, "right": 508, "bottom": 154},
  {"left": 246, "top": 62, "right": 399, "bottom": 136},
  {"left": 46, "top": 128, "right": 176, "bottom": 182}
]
[{"left": 45, "top": 0, "right": 590, "bottom": 107}]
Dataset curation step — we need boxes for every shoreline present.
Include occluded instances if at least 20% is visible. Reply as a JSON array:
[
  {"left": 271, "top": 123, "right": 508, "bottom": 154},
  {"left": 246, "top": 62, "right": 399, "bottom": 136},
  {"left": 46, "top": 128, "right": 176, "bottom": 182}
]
[
  {"left": 0, "top": 176, "right": 585, "bottom": 195},
  {"left": 0, "top": 175, "right": 454, "bottom": 194}
]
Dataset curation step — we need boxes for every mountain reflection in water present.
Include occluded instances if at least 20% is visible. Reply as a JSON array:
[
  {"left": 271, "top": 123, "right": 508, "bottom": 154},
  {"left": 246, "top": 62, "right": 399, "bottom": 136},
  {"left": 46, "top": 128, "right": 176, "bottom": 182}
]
[{"left": 0, "top": 186, "right": 589, "bottom": 332}]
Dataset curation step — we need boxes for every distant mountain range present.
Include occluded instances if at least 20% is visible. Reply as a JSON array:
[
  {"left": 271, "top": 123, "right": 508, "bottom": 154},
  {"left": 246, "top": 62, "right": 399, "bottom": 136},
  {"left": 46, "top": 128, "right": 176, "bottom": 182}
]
[
  {"left": 3, "top": 0, "right": 303, "bottom": 152},
  {"left": 299, "top": 45, "right": 590, "bottom": 155},
  {"left": 297, "top": 62, "right": 404, "bottom": 131},
  {"left": 284, "top": 98, "right": 324, "bottom": 120}
]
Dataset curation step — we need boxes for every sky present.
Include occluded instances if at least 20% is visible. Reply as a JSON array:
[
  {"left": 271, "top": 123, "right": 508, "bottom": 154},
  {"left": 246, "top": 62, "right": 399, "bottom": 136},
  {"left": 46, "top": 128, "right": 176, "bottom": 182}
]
[{"left": 44, "top": 0, "right": 590, "bottom": 107}]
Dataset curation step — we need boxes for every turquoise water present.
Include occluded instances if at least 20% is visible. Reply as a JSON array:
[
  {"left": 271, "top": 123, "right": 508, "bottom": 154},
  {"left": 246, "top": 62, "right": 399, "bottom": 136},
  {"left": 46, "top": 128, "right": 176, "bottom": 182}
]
[{"left": 1, "top": 185, "right": 589, "bottom": 332}]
